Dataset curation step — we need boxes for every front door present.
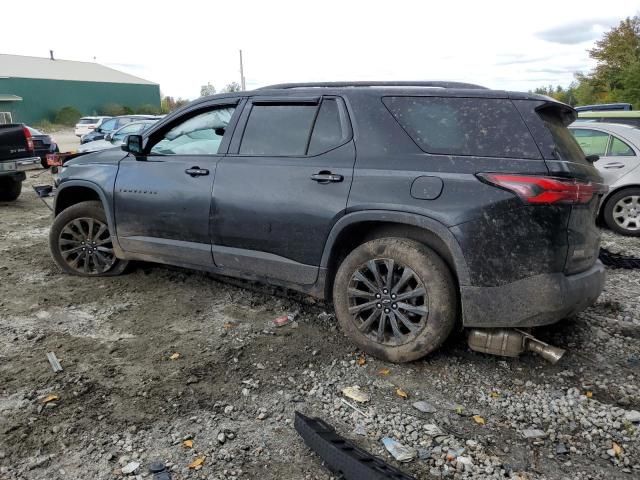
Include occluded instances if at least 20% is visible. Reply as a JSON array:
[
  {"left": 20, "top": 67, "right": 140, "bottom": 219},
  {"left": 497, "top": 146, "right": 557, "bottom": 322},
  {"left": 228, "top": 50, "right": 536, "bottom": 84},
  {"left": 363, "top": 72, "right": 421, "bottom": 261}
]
[
  {"left": 212, "top": 96, "right": 355, "bottom": 284},
  {"left": 114, "top": 101, "right": 240, "bottom": 266},
  {"left": 572, "top": 127, "right": 640, "bottom": 185}
]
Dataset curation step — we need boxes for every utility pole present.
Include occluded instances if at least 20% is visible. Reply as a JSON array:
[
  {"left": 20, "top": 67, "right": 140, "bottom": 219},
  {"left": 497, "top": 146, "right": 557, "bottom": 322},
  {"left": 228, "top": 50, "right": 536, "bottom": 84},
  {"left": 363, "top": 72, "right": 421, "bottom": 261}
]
[{"left": 239, "top": 49, "right": 246, "bottom": 91}]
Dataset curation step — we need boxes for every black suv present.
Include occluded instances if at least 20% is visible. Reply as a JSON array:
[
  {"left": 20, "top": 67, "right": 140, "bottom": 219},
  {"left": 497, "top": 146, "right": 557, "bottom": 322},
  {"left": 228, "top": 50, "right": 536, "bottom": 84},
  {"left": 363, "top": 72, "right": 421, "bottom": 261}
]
[{"left": 49, "top": 81, "right": 606, "bottom": 362}]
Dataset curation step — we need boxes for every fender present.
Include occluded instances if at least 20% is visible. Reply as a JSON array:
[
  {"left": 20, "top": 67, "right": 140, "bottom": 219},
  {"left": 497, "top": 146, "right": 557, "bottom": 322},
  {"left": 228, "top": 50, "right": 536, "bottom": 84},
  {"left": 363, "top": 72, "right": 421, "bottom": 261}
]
[
  {"left": 54, "top": 179, "right": 125, "bottom": 258},
  {"left": 320, "top": 209, "right": 471, "bottom": 286}
]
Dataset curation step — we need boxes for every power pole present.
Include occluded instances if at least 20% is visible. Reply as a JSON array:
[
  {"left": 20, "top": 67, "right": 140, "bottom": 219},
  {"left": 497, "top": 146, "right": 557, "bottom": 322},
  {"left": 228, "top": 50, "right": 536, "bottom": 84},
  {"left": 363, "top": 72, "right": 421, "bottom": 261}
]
[{"left": 239, "top": 49, "right": 246, "bottom": 91}]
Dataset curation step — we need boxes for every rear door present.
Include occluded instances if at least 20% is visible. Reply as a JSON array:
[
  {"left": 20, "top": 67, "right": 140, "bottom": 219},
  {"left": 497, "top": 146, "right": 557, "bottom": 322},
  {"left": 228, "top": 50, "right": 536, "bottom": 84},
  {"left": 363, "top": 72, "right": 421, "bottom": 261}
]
[{"left": 212, "top": 96, "right": 355, "bottom": 284}]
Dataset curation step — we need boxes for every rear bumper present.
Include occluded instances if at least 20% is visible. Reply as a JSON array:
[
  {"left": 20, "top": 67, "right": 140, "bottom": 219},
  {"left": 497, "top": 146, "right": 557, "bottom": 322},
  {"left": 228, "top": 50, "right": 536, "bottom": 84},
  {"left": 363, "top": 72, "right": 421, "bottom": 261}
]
[{"left": 461, "top": 261, "right": 605, "bottom": 328}]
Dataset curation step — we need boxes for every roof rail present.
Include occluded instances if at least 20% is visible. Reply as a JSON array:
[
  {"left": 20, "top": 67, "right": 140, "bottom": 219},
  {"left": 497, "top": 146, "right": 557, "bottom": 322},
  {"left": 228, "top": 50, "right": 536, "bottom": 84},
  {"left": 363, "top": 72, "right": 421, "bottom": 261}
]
[{"left": 257, "top": 81, "right": 488, "bottom": 90}]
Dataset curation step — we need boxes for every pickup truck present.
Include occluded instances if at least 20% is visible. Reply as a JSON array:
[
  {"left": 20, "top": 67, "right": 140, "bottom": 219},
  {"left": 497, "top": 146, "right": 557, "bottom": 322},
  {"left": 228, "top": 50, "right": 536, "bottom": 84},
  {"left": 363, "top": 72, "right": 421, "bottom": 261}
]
[{"left": 0, "top": 124, "right": 42, "bottom": 201}]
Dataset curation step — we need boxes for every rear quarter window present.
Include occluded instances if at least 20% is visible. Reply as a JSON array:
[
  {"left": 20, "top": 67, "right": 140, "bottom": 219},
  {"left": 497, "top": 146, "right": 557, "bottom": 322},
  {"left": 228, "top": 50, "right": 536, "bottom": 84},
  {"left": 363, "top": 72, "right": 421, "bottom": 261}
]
[{"left": 382, "top": 96, "right": 540, "bottom": 159}]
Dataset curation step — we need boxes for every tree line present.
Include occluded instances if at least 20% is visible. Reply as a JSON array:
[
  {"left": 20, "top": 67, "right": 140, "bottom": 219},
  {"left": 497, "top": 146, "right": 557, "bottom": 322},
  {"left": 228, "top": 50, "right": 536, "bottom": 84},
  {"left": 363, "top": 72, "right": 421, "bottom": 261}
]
[{"left": 532, "top": 16, "right": 640, "bottom": 108}]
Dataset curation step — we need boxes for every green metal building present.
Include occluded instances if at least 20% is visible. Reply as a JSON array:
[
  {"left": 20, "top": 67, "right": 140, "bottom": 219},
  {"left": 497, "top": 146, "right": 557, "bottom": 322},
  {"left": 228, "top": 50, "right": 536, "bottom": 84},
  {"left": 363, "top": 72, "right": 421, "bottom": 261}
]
[{"left": 0, "top": 53, "right": 160, "bottom": 124}]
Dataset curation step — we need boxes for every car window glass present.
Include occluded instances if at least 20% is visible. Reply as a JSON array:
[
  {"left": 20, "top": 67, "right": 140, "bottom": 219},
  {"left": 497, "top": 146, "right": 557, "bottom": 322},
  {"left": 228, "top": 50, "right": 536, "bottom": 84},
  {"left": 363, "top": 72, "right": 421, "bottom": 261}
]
[
  {"left": 571, "top": 129, "right": 609, "bottom": 156},
  {"left": 383, "top": 97, "right": 540, "bottom": 158},
  {"left": 113, "top": 123, "right": 146, "bottom": 142},
  {"left": 100, "top": 119, "right": 117, "bottom": 131},
  {"left": 239, "top": 104, "right": 317, "bottom": 156},
  {"left": 150, "top": 107, "right": 235, "bottom": 155},
  {"left": 308, "top": 99, "right": 345, "bottom": 155},
  {"left": 609, "top": 136, "right": 635, "bottom": 157}
]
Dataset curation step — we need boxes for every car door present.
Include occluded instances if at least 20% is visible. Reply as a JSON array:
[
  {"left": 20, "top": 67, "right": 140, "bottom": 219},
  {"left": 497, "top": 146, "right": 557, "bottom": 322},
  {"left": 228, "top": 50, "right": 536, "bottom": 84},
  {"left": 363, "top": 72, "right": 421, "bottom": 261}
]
[
  {"left": 212, "top": 96, "right": 355, "bottom": 284},
  {"left": 114, "top": 99, "right": 241, "bottom": 266},
  {"left": 571, "top": 127, "right": 640, "bottom": 185}
]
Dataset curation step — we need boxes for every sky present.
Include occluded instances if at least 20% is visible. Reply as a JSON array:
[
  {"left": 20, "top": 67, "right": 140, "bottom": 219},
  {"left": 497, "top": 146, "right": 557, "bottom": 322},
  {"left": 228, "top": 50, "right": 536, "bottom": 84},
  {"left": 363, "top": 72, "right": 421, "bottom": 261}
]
[{"left": 2, "top": 0, "right": 639, "bottom": 99}]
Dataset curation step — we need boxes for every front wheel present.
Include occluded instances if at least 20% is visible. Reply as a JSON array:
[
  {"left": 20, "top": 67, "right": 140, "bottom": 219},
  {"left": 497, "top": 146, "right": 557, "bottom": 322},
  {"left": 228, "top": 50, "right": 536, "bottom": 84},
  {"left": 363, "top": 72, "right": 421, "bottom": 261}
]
[
  {"left": 49, "top": 201, "right": 128, "bottom": 276},
  {"left": 332, "top": 238, "right": 457, "bottom": 363},
  {"left": 603, "top": 188, "right": 640, "bottom": 236}
]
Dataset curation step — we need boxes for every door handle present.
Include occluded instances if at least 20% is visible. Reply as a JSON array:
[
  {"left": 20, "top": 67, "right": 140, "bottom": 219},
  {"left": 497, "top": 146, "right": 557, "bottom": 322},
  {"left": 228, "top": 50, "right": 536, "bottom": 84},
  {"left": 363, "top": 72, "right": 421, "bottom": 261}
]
[
  {"left": 604, "top": 162, "right": 625, "bottom": 169},
  {"left": 185, "top": 167, "right": 209, "bottom": 177},
  {"left": 311, "top": 171, "right": 343, "bottom": 183}
]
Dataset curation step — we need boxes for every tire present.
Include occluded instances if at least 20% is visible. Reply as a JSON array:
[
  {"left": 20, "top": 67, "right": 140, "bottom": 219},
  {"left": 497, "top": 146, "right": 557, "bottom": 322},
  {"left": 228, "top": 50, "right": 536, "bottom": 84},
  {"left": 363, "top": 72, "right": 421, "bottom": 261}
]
[
  {"left": 332, "top": 238, "right": 457, "bottom": 363},
  {"left": 603, "top": 188, "right": 640, "bottom": 236},
  {"left": 0, "top": 177, "right": 22, "bottom": 202},
  {"left": 49, "top": 200, "right": 128, "bottom": 276}
]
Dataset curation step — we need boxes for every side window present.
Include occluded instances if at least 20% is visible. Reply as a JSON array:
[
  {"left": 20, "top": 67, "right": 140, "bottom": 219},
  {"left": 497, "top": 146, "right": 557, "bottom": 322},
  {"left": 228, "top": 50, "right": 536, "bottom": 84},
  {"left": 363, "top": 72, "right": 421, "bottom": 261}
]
[
  {"left": 100, "top": 119, "right": 117, "bottom": 131},
  {"left": 571, "top": 129, "right": 609, "bottom": 156},
  {"left": 308, "top": 98, "right": 348, "bottom": 155},
  {"left": 608, "top": 136, "right": 635, "bottom": 157},
  {"left": 239, "top": 104, "right": 317, "bottom": 155},
  {"left": 383, "top": 97, "right": 540, "bottom": 159},
  {"left": 149, "top": 107, "right": 235, "bottom": 155}
]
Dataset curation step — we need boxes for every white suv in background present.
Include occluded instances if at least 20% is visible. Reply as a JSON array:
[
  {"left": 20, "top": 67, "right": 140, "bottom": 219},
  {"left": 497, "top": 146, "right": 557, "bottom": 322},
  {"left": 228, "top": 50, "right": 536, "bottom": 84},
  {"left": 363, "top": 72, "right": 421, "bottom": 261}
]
[{"left": 74, "top": 116, "right": 111, "bottom": 137}]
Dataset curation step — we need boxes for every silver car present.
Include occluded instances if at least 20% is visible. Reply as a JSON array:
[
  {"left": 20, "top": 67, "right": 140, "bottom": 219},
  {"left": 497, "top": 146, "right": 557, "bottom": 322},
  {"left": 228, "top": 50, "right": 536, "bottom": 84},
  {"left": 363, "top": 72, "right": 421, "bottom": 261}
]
[{"left": 570, "top": 122, "right": 640, "bottom": 236}]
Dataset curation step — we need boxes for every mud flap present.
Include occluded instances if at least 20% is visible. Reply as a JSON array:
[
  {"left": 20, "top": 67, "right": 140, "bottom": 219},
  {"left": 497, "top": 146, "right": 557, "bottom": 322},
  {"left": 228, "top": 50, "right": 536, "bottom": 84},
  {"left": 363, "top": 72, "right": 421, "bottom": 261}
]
[
  {"left": 599, "top": 248, "right": 640, "bottom": 269},
  {"left": 294, "top": 411, "right": 416, "bottom": 480}
]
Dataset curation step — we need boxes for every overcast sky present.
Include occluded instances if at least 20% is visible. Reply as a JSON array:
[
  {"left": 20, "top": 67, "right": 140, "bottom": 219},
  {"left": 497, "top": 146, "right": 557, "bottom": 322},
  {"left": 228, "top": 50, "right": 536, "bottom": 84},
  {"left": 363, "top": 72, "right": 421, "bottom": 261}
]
[{"left": 2, "top": 0, "right": 638, "bottom": 99}]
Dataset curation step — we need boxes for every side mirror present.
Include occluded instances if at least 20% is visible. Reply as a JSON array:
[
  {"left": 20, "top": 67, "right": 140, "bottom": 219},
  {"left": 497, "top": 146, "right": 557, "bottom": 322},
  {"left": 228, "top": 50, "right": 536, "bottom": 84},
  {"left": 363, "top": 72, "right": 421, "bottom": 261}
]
[
  {"left": 214, "top": 127, "right": 225, "bottom": 136},
  {"left": 586, "top": 154, "right": 599, "bottom": 163},
  {"left": 122, "top": 134, "right": 143, "bottom": 155},
  {"left": 104, "top": 132, "right": 113, "bottom": 141}
]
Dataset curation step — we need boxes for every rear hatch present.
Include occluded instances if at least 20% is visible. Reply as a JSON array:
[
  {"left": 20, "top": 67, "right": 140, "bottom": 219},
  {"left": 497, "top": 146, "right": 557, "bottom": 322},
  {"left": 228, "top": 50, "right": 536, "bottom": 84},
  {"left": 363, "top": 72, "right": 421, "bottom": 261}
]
[{"left": 513, "top": 99, "right": 605, "bottom": 274}]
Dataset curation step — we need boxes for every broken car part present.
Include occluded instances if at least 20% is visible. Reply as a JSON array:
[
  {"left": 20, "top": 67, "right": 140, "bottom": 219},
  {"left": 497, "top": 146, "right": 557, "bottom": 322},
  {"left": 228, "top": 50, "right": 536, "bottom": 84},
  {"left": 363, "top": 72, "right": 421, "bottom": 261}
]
[
  {"left": 294, "top": 411, "right": 416, "bottom": 480},
  {"left": 467, "top": 329, "right": 566, "bottom": 363},
  {"left": 599, "top": 247, "right": 640, "bottom": 269}
]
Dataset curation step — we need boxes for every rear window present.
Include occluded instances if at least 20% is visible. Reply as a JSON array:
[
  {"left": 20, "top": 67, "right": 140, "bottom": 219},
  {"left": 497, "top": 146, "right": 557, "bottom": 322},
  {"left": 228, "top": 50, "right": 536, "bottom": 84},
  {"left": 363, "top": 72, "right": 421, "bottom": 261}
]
[
  {"left": 79, "top": 118, "right": 97, "bottom": 124},
  {"left": 537, "top": 109, "right": 589, "bottom": 164},
  {"left": 383, "top": 96, "right": 540, "bottom": 159}
]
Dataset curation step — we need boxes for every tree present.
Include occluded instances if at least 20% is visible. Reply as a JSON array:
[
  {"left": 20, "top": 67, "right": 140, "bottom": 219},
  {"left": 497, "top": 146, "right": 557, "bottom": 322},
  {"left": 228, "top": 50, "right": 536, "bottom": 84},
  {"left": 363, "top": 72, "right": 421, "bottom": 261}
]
[
  {"left": 200, "top": 82, "right": 217, "bottom": 97},
  {"left": 221, "top": 81, "right": 241, "bottom": 93},
  {"left": 531, "top": 16, "right": 640, "bottom": 108},
  {"left": 160, "top": 96, "right": 190, "bottom": 114},
  {"left": 55, "top": 106, "right": 81, "bottom": 126}
]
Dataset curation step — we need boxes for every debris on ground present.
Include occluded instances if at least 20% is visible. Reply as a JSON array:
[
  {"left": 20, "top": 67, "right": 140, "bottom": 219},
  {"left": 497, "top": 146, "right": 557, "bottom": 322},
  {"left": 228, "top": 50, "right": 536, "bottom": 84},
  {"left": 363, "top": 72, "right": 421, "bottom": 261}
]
[
  {"left": 522, "top": 429, "right": 546, "bottom": 440},
  {"left": 187, "top": 457, "right": 205, "bottom": 469},
  {"left": 46, "top": 352, "right": 63, "bottom": 373},
  {"left": 412, "top": 400, "right": 436, "bottom": 413},
  {"left": 341, "top": 385, "right": 370, "bottom": 403},
  {"left": 382, "top": 437, "right": 417, "bottom": 462},
  {"left": 121, "top": 461, "right": 140, "bottom": 475},
  {"left": 41, "top": 394, "right": 58, "bottom": 404},
  {"left": 272, "top": 311, "right": 298, "bottom": 327},
  {"left": 168, "top": 352, "right": 180, "bottom": 360}
]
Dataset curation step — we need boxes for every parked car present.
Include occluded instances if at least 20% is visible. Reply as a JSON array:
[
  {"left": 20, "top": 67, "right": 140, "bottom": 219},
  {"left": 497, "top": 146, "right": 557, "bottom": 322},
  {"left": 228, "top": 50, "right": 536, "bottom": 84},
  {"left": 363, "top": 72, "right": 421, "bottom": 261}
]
[
  {"left": 570, "top": 122, "right": 640, "bottom": 236},
  {"left": 48, "top": 81, "right": 606, "bottom": 363},
  {"left": 0, "top": 124, "right": 41, "bottom": 201},
  {"left": 26, "top": 126, "right": 58, "bottom": 168},
  {"left": 78, "top": 120, "right": 158, "bottom": 153},
  {"left": 574, "top": 103, "right": 632, "bottom": 112},
  {"left": 80, "top": 115, "right": 161, "bottom": 144},
  {"left": 576, "top": 110, "right": 640, "bottom": 127},
  {"left": 74, "top": 116, "right": 111, "bottom": 137}
]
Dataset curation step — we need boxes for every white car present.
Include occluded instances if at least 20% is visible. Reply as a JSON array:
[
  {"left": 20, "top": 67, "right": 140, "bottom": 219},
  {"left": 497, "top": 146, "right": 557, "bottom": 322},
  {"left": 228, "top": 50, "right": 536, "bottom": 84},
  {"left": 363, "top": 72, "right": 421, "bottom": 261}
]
[
  {"left": 78, "top": 120, "right": 157, "bottom": 153},
  {"left": 74, "top": 116, "right": 111, "bottom": 137},
  {"left": 569, "top": 122, "right": 640, "bottom": 236}
]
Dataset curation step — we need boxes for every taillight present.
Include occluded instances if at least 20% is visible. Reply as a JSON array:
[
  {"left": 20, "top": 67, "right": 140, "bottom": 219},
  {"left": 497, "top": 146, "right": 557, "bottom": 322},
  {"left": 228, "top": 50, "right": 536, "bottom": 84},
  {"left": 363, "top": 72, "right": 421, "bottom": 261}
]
[
  {"left": 478, "top": 173, "right": 606, "bottom": 205},
  {"left": 23, "top": 126, "right": 34, "bottom": 152}
]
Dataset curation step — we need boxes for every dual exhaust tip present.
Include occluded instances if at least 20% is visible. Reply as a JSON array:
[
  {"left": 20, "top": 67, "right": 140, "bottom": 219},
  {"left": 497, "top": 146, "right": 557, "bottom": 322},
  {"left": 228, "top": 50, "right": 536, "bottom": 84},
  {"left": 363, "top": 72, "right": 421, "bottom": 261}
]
[{"left": 467, "top": 328, "right": 565, "bottom": 363}]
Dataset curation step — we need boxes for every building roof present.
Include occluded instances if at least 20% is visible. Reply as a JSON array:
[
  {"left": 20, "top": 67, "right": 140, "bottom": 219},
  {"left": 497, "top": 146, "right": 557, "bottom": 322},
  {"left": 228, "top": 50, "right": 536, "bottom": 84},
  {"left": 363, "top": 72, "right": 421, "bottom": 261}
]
[
  {"left": 0, "top": 54, "right": 157, "bottom": 85},
  {"left": 0, "top": 94, "right": 22, "bottom": 101}
]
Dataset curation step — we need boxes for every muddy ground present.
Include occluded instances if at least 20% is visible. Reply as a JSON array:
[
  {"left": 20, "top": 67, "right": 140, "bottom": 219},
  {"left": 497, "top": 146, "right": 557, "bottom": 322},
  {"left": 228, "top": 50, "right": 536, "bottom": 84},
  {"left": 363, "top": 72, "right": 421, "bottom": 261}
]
[{"left": 1, "top": 172, "right": 639, "bottom": 480}]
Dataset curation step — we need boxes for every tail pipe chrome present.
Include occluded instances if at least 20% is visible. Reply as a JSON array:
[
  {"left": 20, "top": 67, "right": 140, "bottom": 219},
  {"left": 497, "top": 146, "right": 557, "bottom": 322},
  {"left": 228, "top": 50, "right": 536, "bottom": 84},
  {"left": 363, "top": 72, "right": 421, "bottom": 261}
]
[{"left": 467, "top": 328, "right": 565, "bottom": 363}]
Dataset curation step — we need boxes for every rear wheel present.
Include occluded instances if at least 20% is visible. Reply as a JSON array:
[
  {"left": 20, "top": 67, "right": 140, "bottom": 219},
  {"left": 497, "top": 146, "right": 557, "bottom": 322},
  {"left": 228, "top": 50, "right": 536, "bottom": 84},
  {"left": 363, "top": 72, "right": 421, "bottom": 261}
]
[
  {"left": 0, "top": 177, "right": 22, "bottom": 202},
  {"left": 603, "top": 188, "right": 640, "bottom": 236},
  {"left": 49, "top": 201, "right": 128, "bottom": 276},
  {"left": 332, "top": 238, "right": 457, "bottom": 363}
]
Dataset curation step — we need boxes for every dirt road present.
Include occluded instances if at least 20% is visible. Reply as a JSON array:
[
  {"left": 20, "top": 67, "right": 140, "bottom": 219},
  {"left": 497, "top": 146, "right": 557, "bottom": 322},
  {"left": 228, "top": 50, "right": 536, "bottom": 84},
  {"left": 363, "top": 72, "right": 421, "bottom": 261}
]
[{"left": 1, "top": 172, "right": 639, "bottom": 479}]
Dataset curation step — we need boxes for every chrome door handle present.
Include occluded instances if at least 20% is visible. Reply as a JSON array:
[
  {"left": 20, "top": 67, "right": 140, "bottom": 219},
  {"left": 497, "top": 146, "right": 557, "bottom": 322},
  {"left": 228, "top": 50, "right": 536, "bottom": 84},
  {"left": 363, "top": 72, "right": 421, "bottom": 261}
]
[
  {"left": 311, "top": 172, "right": 343, "bottom": 183},
  {"left": 185, "top": 167, "right": 209, "bottom": 177},
  {"left": 604, "top": 162, "right": 625, "bottom": 169}
]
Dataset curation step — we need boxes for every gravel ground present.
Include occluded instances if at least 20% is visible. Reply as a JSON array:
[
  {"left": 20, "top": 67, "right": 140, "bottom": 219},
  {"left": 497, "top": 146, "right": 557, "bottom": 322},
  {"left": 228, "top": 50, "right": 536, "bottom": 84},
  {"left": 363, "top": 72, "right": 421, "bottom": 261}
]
[{"left": 1, "top": 173, "right": 639, "bottom": 480}]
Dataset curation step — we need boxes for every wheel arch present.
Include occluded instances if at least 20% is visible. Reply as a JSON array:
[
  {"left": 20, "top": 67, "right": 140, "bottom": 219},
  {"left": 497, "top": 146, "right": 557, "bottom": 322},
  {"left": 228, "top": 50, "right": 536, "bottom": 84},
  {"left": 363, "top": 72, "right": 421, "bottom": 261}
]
[
  {"left": 321, "top": 211, "right": 470, "bottom": 300},
  {"left": 54, "top": 180, "right": 124, "bottom": 256}
]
